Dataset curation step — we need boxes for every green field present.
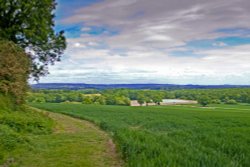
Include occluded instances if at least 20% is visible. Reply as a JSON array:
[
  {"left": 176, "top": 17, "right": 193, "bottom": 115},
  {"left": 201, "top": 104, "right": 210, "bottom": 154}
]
[{"left": 30, "top": 103, "right": 250, "bottom": 167}]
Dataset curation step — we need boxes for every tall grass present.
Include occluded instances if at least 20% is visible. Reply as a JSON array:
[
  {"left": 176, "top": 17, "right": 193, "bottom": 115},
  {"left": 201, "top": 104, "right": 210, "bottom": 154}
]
[
  {"left": 0, "top": 95, "right": 54, "bottom": 164},
  {"left": 31, "top": 103, "right": 250, "bottom": 167}
]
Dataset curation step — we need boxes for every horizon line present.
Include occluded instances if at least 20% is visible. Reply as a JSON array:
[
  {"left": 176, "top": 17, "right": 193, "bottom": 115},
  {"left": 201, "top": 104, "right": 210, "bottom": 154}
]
[{"left": 31, "top": 83, "right": 250, "bottom": 86}]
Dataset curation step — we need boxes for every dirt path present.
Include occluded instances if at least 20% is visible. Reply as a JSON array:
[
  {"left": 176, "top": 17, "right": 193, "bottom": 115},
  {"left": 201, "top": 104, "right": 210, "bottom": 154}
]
[{"left": 14, "top": 109, "right": 123, "bottom": 167}]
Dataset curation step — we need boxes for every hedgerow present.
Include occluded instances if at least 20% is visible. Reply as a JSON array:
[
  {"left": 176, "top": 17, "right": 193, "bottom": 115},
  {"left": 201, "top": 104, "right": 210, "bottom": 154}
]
[{"left": 0, "top": 40, "right": 30, "bottom": 104}]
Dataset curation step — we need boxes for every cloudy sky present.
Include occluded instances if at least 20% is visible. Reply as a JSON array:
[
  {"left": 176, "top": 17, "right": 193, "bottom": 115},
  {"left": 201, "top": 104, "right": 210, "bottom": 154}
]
[{"left": 40, "top": 0, "right": 250, "bottom": 85}]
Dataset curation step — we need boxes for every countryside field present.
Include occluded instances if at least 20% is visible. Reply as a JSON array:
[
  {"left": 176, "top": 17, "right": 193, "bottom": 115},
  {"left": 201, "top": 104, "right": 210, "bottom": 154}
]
[{"left": 31, "top": 103, "right": 250, "bottom": 167}]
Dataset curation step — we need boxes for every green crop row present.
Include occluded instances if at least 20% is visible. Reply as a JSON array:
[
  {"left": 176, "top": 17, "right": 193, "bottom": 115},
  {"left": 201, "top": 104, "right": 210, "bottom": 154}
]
[{"left": 31, "top": 103, "right": 250, "bottom": 167}]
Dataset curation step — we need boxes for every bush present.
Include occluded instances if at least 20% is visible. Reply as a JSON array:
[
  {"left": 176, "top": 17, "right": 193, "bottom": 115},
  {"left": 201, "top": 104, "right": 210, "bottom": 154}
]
[
  {"left": 198, "top": 96, "right": 211, "bottom": 106},
  {"left": 0, "top": 124, "right": 25, "bottom": 163},
  {"left": 0, "top": 104, "right": 54, "bottom": 164},
  {"left": 0, "top": 125, "right": 24, "bottom": 151},
  {"left": 211, "top": 99, "right": 221, "bottom": 104},
  {"left": 0, "top": 108, "right": 54, "bottom": 135},
  {"left": 0, "top": 94, "right": 15, "bottom": 111},
  {"left": 0, "top": 40, "right": 30, "bottom": 104},
  {"left": 225, "top": 99, "right": 237, "bottom": 105}
]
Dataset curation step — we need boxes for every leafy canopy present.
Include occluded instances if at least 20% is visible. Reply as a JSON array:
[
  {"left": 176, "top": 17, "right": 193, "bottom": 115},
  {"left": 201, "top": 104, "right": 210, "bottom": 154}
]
[{"left": 0, "top": 0, "right": 66, "bottom": 80}]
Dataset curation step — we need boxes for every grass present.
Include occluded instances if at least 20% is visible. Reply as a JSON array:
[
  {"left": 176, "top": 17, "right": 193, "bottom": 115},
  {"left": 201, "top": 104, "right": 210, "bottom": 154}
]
[
  {"left": 11, "top": 109, "right": 122, "bottom": 167},
  {"left": 31, "top": 103, "right": 250, "bottom": 167},
  {"left": 0, "top": 94, "right": 54, "bottom": 165},
  {"left": 0, "top": 94, "right": 121, "bottom": 166}
]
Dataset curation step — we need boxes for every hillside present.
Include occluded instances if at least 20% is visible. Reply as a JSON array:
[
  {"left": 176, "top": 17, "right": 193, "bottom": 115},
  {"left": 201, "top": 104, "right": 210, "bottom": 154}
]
[
  {"left": 0, "top": 95, "right": 122, "bottom": 166},
  {"left": 0, "top": 94, "right": 53, "bottom": 165},
  {"left": 31, "top": 83, "right": 250, "bottom": 90}
]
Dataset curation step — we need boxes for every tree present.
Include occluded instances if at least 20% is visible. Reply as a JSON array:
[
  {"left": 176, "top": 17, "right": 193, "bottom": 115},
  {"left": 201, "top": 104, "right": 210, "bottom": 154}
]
[
  {"left": 145, "top": 97, "right": 151, "bottom": 106},
  {"left": 123, "top": 97, "right": 131, "bottom": 106},
  {"left": 114, "top": 96, "right": 130, "bottom": 106},
  {"left": 211, "top": 99, "right": 221, "bottom": 104},
  {"left": 44, "top": 94, "right": 56, "bottom": 103},
  {"left": 34, "top": 96, "right": 46, "bottom": 103},
  {"left": 225, "top": 99, "right": 237, "bottom": 105},
  {"left": 94, "top": 96, "right": 106, "bottom": 105},
  {"left": 67, "top": 93, "right": 80, "bottom": 102},
  {"left": 247, "top": 97, "right": 250, "bottom": 104},
  {"left": 151, "top": 94, "right": 162, "bottom": 105},
  {"left": 82, "top": 96, "right": 93, "bottom": 104},
  {"left": 137, "top": 94, "right": 146, "bottom": 106},
  {"left": 198, "top": 96, "right": 210, "bottom": 107},
  {"left": 0, "top": 0, "right": 66, "bottom": 80},
  {"left": 0, "top": 41, "right": 30, "bottom": 104},
  {"left": 105, "top": 95, "right": 116, "bottom": 105}
]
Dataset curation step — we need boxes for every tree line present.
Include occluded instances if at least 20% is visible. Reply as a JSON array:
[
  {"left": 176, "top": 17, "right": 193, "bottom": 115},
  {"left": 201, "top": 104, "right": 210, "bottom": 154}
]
[{"left": 27, "top": 88, "right": 250, "bottom": 106}]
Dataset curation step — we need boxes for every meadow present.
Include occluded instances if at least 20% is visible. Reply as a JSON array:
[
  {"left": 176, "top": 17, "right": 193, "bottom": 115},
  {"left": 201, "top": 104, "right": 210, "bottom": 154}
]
[
  {"left": 0, "top": 95, "right": 120, "bottom": 166},
  {"left": 31, "top": 103, "right": 250, "bottom": 167}
]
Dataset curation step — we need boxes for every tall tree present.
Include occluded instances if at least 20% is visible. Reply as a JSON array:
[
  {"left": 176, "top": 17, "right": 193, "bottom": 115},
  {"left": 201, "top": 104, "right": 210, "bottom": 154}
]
[
  {"left": 151, "top": 94, "right": 163, "bottom": 105},
  {"left": 198, "top": 96, "right": 210, "bottom": 107},
  {"left": 0, "top": 0, "right": 66, "bottom": 80},
  {"left": 137, "top": 94, "right": 146, "bottom": 106}
]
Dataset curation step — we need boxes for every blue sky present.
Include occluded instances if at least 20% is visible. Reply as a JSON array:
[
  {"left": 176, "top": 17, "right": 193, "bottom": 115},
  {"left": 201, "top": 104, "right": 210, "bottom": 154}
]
[{"left": 40, "top": 0, "right": 250, "bottom": 85}]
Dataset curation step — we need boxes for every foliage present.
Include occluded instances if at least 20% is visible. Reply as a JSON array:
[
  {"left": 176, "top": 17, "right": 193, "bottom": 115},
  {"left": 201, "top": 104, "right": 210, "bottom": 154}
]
[
  {"left": 0, "top": 103, "right": 53, "bottom": 164},
  {"left": 0, "top": 125, "right": 24, "bottom": 151},
  {"left": 151, "top": 94, "right": 163, "bottom": 105},
  {"left": 198, "top": 96, "right": 211, "bottom": 106},
  {"left": 0, "top": 94, "right": 15, "bottom": 111},
  {"left": 31, "top": 103, "right": 250, "bottom": 167},
  {"left": 94, "top": 96, "right": 106, "bottom": 105},
  {"left": 171, "top": 88, "right": 250, "bottom": 104},
  {"left": 0, "top": 41, "right": 30, "bottom": 104},
  {"left": 225, "top": 99, "right": 237, "bottom": 105},
  {"left": 210, "top": 99, "right": 221, "bottom": 104},
  {"left": 27, "top": 88, "right": 250, "bottom": 107},
  {"left": 0, "top": 124, "right": 24, "bottom": 164},
  {"left": 27, "top": 90, "right": 131, "bottom": 106},
  {"left": 82, "top": 96, "right": 93, "bottom": 104},
  {"left": 0, "top": 108, "right": 54, "bottom": 135},
  {"left": 137, "top": 94, "right": 146, "bottom": 106},
  {"left": 0, "top": 0, "right": 66, "bottom": 79}
]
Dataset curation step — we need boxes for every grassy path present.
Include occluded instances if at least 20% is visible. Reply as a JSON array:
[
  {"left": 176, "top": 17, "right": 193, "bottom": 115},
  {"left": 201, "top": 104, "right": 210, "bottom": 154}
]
[{"left": 12, "top": 109, "right": 123, "bottom": 167}]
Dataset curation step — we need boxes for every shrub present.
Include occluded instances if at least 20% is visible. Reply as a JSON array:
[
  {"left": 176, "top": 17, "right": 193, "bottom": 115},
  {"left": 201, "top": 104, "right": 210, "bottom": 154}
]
[
  {"left": 0, "top": 125, "right": 25, "bottom": 163},
  {"left": 225, "top": 99, "right": 237, "bottom": 105},
  {"left": 0, "top": 108, "right": 54, "bottom": 135},
  {"left": 0, "top": 94, "right": 15, "bottom": 111},
  {"left": 0, "top": 125, "right": 24, "bottom": 150},
  {"left": 211, "top": 99, "right": 221, "bottom": 104},
  {"left": 198, "top": 96, "right": 211, "bottom": 106},
  {"left": 0, "top": 40, "right": 30, "bottom": 104},
  {"left": 0, "top": 106, "right": 54, "bottom": 164}
]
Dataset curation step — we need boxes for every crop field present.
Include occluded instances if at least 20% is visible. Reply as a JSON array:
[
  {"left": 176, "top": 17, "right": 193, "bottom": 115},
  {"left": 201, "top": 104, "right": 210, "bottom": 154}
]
[{"left": 30, "top": 103, "right": 250, "bottom": 167}]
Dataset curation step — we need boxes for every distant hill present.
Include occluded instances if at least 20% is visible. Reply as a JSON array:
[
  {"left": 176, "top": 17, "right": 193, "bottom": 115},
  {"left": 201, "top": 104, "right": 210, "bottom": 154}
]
[{"left": 31, "top": 83, "right": 250, "bottom": 90}]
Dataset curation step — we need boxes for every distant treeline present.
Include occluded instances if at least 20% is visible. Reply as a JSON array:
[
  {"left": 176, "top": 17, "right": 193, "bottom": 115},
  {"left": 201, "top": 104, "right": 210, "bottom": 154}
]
[
  {"left": 32, "top": 83, "right": 250, "bottom": 90},
  {"left": 27, "top": 88, "right": 250, "bottom": 106}
]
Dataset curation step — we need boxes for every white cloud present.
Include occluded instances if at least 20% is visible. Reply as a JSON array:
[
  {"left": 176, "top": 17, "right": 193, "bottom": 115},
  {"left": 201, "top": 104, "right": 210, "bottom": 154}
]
[
  {"left": 144, "top": 35, "right": 172, "bottom": 42},
  {"left": 40, "top": 0, "right": 250, "bottom": 84},
  {"left": 41, "top": 41, "right": 250, "bottom": 84},
  {"left": 212, "top": 42, "right": 227, "bottom": 47},
  {"left": 73, "top": 42, "right": 82, "bottom": 48},
  {"left": 81, "top": 27, "right": 91, "bottom": 32},
  {"left": 61, "top": 0, "right": 250, "bottom": 49}
]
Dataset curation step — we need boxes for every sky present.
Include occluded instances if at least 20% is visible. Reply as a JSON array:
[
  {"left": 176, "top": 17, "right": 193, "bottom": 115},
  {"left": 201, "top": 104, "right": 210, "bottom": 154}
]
[{"left": 39, "top": 0, "right": 250, "bottom": 85}]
